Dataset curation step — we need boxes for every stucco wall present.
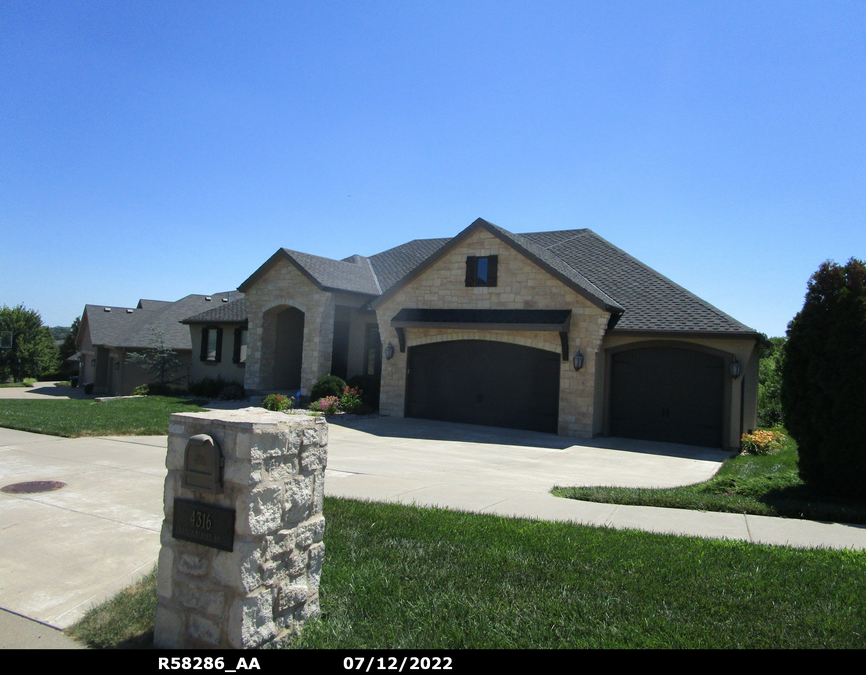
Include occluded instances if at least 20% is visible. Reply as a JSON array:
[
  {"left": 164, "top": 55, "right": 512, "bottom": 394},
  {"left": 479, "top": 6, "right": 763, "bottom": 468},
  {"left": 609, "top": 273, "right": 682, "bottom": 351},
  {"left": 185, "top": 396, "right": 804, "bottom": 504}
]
[
  {"left": 243, "top": 258, "right": 335, "bottom": 395},
  {"left": 374, "top": 229, "right": 610, "bottom": 438},
  {"left": 187, "top": 325, "right": 247, "bottom": 387}
]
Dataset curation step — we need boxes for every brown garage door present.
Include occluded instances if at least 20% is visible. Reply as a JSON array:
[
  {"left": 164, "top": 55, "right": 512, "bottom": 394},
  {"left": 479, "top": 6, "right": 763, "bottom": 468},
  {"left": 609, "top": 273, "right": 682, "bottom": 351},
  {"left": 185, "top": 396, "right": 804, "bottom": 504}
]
[
  {"left": 610, "top": 347, "right": 724, "bottom": 448},
  {"left": 406, "top": 340, "right": 560, "bottom": 433}
]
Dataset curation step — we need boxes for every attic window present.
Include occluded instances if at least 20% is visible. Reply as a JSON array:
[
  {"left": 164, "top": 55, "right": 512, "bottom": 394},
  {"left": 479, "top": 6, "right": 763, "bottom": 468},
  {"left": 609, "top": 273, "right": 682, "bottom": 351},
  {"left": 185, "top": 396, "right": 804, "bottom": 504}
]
[
  {"left": 126, "top": 309, "right": 134, "bottom": 313},
  {"left": 205, "top": 296, "right": 212, "bottom": 301},
  {"left": 104, "top": 307, "right": 111, "bottom": 312},
  {"left": 465, "top": 256, "right": 498, "bottom": 288},
  {"left": 222, "top": 297, "right": 229, "bottom": 302}
]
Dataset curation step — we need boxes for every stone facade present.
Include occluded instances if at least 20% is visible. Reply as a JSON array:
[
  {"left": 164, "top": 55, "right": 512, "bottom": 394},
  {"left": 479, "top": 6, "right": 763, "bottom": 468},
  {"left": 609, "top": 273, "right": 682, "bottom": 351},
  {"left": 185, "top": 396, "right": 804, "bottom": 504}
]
[
  {"left": 374, "top": 229, "right": 610, "bottom": 437},
  {"left": 243, "top": 259, "right": 335, "bottom": 395},
  {"left": 154, "top": 408, "right": 326, "bottom": 649}
]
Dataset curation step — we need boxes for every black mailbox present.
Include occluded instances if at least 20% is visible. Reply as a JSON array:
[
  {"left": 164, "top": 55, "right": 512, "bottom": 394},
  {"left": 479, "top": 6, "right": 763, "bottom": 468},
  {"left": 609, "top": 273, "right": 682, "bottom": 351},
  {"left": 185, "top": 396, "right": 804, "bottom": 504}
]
[{"left": 182, "top": 434, "right": 224, "bottom": 494}]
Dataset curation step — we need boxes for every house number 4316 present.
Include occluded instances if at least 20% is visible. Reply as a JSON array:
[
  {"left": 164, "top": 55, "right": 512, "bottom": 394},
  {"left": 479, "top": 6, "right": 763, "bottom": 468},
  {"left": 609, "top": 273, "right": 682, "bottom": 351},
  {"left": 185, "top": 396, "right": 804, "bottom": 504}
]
[{"left": 191, "top": 510, "right": 212, "bottom": 530}]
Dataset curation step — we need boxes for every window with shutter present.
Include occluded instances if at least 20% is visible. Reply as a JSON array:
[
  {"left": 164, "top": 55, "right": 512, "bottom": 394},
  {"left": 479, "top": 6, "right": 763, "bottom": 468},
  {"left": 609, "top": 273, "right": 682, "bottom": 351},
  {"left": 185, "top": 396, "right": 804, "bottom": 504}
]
[{"left": 465, "top": 255, "right": 498, "bottom": 287}]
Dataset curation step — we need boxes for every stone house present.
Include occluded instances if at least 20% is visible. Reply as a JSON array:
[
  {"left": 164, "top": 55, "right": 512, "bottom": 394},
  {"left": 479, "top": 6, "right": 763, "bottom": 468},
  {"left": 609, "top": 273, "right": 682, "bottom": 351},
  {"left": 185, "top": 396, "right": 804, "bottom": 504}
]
[{"left": 202, "top": 218, "right": 763, "bottom": 450}]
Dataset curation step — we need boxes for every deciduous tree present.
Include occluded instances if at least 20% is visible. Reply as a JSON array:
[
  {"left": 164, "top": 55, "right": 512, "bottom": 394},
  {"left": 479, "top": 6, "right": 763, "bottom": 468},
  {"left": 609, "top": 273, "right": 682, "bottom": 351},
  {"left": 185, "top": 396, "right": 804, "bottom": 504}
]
[{"left": 0, "top": 304, "right": 60, "bottom": 382}]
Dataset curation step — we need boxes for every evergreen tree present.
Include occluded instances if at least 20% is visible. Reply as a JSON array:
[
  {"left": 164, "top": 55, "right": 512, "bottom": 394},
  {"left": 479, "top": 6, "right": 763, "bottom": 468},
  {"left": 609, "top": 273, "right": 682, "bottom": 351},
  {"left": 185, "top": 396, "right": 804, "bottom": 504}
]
[
  {"left": 127, "top": 327, "right": 185, "bottom": 387},
  {"left": 781, "top": 258, "right": 866, "bottom": 497}
]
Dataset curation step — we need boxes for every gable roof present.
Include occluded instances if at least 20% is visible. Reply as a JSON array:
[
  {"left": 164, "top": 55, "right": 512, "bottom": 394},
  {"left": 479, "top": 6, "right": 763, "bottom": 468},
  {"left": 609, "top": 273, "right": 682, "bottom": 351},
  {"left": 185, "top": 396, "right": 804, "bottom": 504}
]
[
  {"left": 238, "top": 249, "right": 381, "bottom": 295},
  {"left": 235, "top": 219, "right": 758, "bottom": 336},
  {"left": 370, "top": 218, "right": 624, "bottom": 315},
  {"left": 80, "top": 292, "right": 241, "bottom": 351}
]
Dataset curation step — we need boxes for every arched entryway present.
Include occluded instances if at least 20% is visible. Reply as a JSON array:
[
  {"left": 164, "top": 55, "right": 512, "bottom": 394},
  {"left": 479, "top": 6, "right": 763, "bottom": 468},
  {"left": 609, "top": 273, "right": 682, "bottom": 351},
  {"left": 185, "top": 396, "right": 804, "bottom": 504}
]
[
  {"left": 608, "top": 345, "right": 725, "bottom": 447},
  {"left": 261, "top": 306, "right": 305, "bottom": 390},
  {"left": 405, "top": 340, "right": 560, "bottom": 433}
]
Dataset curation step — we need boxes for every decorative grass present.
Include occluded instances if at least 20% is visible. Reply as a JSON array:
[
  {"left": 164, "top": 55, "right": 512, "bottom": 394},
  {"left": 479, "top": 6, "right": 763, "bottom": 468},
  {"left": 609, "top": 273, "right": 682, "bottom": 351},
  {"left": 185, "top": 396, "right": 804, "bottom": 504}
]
[
  {"left": 0, "top": 397, "right": 208, "bottom": 437},
  {"left": 68, "top": 498, "right": 866, "bottom": 649},
  {"left": 553, "top": 433, "right": 866, "bottom": 526}
]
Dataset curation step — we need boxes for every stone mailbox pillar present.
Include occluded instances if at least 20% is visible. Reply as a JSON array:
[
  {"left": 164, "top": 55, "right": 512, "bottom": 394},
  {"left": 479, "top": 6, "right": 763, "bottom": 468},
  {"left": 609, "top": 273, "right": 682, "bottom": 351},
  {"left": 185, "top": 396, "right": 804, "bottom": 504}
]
[{"left": 154, "top": 408, "right": 327, "bottom": 649}]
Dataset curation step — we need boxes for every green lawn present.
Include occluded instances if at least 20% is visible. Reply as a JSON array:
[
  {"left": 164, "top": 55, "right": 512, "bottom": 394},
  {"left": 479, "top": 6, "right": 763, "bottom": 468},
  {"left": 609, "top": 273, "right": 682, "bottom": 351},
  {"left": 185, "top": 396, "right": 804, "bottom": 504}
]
[
  {"left": 0, "top": 397, "right": 208, "bottom": 437},
  {"left": 553, "top": 432, "right": 866, "bottom": 526},
  {"left": 69, "top": 497, "right": 866, "bottom": 649}
]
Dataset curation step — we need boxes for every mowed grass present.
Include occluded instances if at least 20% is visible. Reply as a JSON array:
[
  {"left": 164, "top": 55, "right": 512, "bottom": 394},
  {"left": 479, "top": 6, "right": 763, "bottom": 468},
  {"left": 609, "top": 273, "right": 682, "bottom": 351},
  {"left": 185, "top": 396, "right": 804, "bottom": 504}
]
[
  {"left": 553, "top": 432, "right": 866, "bottom": 526},
  {"left": 70, "top": 498, "right": 866, "bottom": 649},
  {"left": 0, "top": 397, "right": 208, "bottom": 437},
  {"left": 67, "top": 568, "right": 158, "bottom": 649}
]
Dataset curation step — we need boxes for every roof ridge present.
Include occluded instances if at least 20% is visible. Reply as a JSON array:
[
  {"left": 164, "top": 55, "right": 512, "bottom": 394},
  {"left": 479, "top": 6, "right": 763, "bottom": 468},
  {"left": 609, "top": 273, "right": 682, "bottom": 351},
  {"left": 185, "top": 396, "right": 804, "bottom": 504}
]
[{"left": 365, "top": 256, "right": 382, "bottom": 295}]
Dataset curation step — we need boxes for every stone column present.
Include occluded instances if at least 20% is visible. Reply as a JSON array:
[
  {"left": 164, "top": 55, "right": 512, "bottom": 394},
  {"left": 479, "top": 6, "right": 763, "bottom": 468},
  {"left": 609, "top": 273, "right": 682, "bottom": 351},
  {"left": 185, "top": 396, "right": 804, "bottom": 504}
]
[{"left": 154, "top": 408, "right": 326, "bottom": 649}]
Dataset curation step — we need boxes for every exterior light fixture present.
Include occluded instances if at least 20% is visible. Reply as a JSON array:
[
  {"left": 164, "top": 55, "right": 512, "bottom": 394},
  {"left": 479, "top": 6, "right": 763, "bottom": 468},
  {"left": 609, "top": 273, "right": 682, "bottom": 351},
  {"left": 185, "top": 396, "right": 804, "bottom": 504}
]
[
  {"left": 730, "top": 358, "right": 741, "bottom": 379},
  {"left": 572, "top": 349, "right": 584, "bottom": 371},
  {"left": 384, "top": 341, "right": 394, "bottom": 361}
]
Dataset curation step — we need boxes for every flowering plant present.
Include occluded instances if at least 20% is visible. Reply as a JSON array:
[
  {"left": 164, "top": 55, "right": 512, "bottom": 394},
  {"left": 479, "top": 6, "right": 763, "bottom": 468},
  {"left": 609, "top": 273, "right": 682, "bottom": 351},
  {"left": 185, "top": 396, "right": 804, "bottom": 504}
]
[
  {"left": 316, "top": 395, "right": 341, "bottom": 415},
  {"left": 339, "top": 385, "right": 363, "bottom": 413},
  {"left": 262, "top": 393, "right": 289, "bottom": 412},
  {"left": 740, "top": 430, "right": 786, "bottom": 455}
]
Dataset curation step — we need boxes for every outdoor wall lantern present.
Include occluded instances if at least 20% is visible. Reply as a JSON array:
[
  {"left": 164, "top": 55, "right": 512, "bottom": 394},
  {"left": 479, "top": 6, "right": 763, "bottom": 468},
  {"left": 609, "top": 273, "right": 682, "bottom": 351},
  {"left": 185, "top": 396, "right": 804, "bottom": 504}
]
[
  {"left": 572, "top": 349, "right": 584, "bottom": 371},
  {"left": 730, "top": 358, "right": 742, "bottom": 379},
  {"left": 384, "top": 341, "right": 394, "bottom": 361}
]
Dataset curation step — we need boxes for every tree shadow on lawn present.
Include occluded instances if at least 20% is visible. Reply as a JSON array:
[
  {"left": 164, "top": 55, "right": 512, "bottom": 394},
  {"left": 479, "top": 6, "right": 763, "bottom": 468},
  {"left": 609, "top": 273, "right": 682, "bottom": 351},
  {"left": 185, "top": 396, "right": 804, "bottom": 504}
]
[{"left": 757, "top": 484, "right": 866, "bottom": 526}]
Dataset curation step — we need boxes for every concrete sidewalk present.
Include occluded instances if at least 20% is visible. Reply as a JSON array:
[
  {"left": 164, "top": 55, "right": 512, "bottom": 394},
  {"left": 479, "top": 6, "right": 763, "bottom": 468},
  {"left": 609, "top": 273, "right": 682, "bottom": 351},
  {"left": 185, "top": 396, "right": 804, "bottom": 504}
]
[
  {"left": 0, "top": 427, "right": 166, "bottom": 648},
  {"left": 324, "top": 418, "right": 866, "bottom": 551},
  {"left": 1, "top": 415, "right": 865, "bottom": 649}
]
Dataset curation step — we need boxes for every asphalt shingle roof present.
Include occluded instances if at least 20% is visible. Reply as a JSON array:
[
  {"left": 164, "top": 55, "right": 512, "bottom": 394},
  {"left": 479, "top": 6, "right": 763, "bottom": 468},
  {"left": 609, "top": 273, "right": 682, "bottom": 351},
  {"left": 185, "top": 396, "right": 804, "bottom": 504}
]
[
  {"left": 182, "top": 298, "right": 248, "bottom": 325},
  {"left": 521, "top": 230, "right": 756, "bottom": 333},
  {"left": 281, "top": 249, "right": 381, "bottom": 295},
  {"left": 236, "top": 220, "right": 756, "bottom": 335},
  {"left": 368, "top": 238, "right": 450, "bottom": 292},
  {"left": 84, "top": 292, "right": 242, "bottom": 351}
]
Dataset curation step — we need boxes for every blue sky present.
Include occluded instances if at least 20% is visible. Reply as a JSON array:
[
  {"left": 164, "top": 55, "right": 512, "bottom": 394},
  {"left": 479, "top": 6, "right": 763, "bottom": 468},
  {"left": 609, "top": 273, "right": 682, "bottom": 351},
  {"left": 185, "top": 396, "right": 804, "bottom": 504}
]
[{"left": 2, "top": 2, "right": 864, "bottom": 337}]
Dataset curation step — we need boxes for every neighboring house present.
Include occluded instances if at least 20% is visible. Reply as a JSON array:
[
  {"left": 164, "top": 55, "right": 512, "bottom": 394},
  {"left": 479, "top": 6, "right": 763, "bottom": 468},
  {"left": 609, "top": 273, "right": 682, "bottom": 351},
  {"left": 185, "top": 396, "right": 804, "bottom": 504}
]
[
  {"left": 181, "top": 297, "right": 249, "bottom": 387},
  {"left": 76, "top": 293, "right": 238, "bottom": 395},
  {"left": 230, "top": 218, "right": 762, "bottom": 450}
]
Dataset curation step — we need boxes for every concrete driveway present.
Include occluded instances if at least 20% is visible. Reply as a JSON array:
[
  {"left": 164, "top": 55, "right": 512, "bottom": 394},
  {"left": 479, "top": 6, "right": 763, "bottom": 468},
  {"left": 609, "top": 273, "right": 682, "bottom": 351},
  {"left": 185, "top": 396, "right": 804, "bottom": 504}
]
[
  {"left": 0, "top": 382, "right": 90, "bottom": 400},
  {"left": 326, "top": 416, "right": 728, "bottom": 496}
]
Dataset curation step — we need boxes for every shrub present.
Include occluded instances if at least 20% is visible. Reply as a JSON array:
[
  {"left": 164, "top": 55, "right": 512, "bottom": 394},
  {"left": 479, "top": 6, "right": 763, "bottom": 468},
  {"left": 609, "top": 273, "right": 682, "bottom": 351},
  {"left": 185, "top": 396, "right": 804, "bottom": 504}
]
[
  {"left": 347, "top": 374, "right": 379, "bottom": 408},
  {"left": 740, "top": 430, "right": 786, "bottom": 455},
  {"left": 781, "top": 258, "right": 866, "bottom": 498},
  {"left": 131, "top": 384, "right": 149, "bottom": 396},
  {"left": 262, "top": 393, "right": 290, "bottom": 412},
  {"left": 146, "top": 383, "right": 184, "bottom": 396},
  {"left": 218, "top": 383, "right": 245, "bottom": 401},
  {"left": 339, "top": 385, "right": 363, "bottom": 413},
  {"left": 188, "top": 376, "right": 226, "bottom": 399},
  {"left": 311, "top": 374, "right": 346, "bottom": 402},
  {"left": 314, "top": 395, "right": 341, "bottom": 415}
]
